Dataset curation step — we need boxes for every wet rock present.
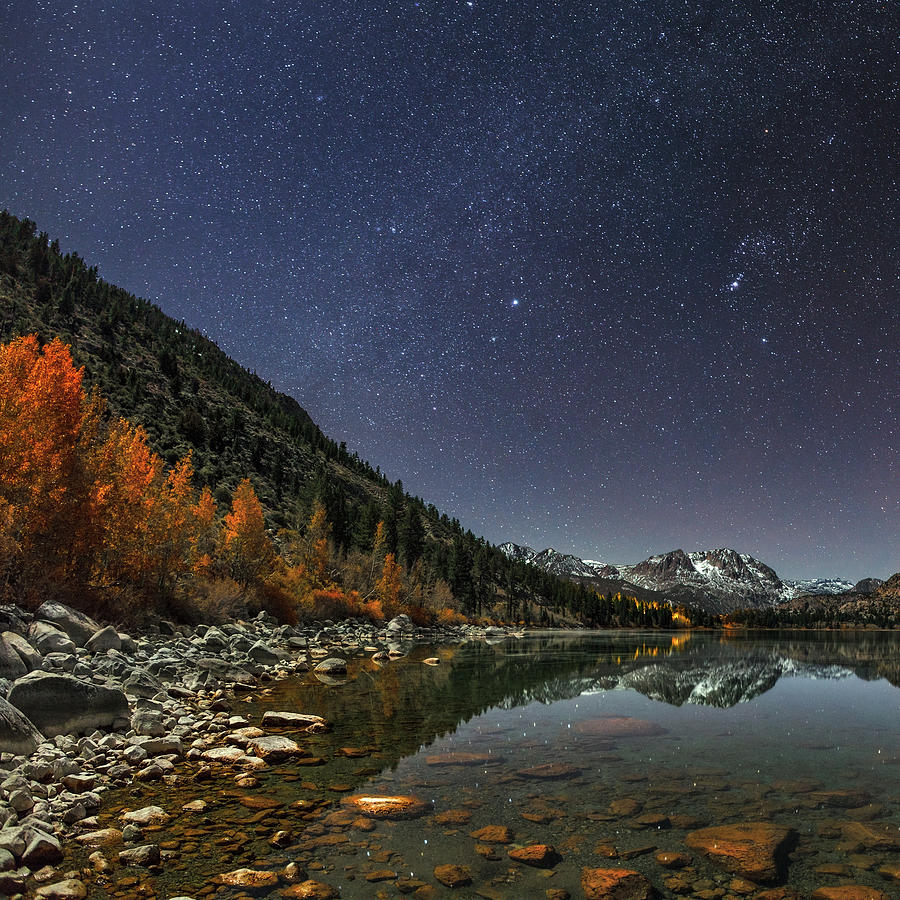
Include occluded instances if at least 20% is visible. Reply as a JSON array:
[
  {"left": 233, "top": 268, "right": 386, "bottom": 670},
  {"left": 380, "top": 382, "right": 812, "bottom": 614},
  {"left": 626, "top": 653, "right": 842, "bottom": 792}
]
[
  {"left": 215, "top": 867, "right": 279, "bottom": 888},
  {"left": 581, "top": 867, "right": 656, "bottom": 899},
  {"left": 811, "top": 888, "right": 891, "bottom": 900},
  {"left": 73, "top": 828, "right": 122, "bottom": 847},
  {"left": 262, "top": 711, "right": 328, "bottom": 728},
  {"left": 182, "top": 800, "right": 208, "bottom": 813},
  {"left": 343, "top": 795, "right": 428, "bottom": 819},
  {"left": 122, "top": 805, "right": 170, "bottom": 826},
  {"left": 573, "top": 717, "right": 668, "bottom": 739},
  {"left": 246, "top": 734, "right": 305, "bottom": 761},
  {"left": 121, "top": 824, "right": 143, "bottom": 842},
  {"left": 610, "top": 798, "right": 642, "bottom": 817},
  {"left": 471, "top": 825, "right": 514, "bottom": 843},
  {"left": 118, "top": 843, "right": 161, "bottom": 867},
  {"left": 337, "top": 746, "right": 369, "bottom": 758},
  {"left": 433, "top": 864, "right": 472, "bottom": 887},
  {"left": 629, "top": 813, "right": 670, "bottom": 831},
  {"left": 508, "top": 844, "right": 561, "bottom": 868},
  {"left": 685, "top": 823, "right": 796, "bottom": 883},
  {"left": 34, "top": 879, "right": 88, "bottom": 899},
  {"left": 0, "top": 696, "right": 43, "bottom": 754},
  {"left": 7, "top": 671, "right": 129, "bottom": 736},
  {"left": 314, "top": 658, "right": 347, "bottom": 675},
  {"left": 279, "top": 880, "right": 339, "bottom": 898},
  {"left": 423, "top": 657, "right": 439, "bottom": 665}
]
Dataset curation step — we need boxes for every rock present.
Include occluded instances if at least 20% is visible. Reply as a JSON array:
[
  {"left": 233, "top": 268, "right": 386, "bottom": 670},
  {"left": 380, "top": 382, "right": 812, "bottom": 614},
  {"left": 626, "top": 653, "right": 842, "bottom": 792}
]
[
  {"left": 122, "top": 806, "right": 170, "bottom": 826},
  {"left": 3, "top": 632, "right": 42, "bottom": 670},
  {"left": 342, "top": 795, "right": 428, "bottom": 819},
  {"left": 433, "top": 809, "right": 472, "bottom": 826},
  {"left": 7, "top": 672, "right": 129, "bottom": 736},
  {"left": 0, "top": 695, "right": 43, "bottom": 754},
  {"left": 573, "top": 717, "right": 667, "bottom": 739},
  {"left": 279, "top": 880, "right": 339, "bottom": 898},
  {"left": 0, "top": 634, "right": 27, "bottom": 679},
  {"left": 248, "top": 641, "right": 281, "bottom": 665},
  {"left": 261, "top": 711, "right": 328, "bottom": 728},
  {"left": 811, "top": 889, "right": 891, "bottom": 900},
  {"left": 123, "top": 669, "right": 163, "bottom": 699},
  {"left": 246, "top": 734, "right": 305, "bottom": 761},
  {"left": 118, "top": 844, "right": 161, "bottom": 867},
  {"left": 73, "top": 829, "right": 122, "bottom": 847},
  {"left": 433, "top": 864, "right": 472, "bottom": 887},
  {"left": 215, "top": 867, "right": 279, "bottom": 888},
  {"left": 313, "top": 657, "right": 347, "bottom": 675},
  {"left": 34, "top": 879, "right": 88, "bottom": 899},
  {"left": 810, "top": 790, "right": 872, "bottom": 809},
  {"left": 655, "top": 851, "right": 690, "bottom": 868},
  {"left": 516, "top": 762, "right": 582, "bottom": 780},
  {"left": 22, "top": 827, "right": 63, "bottom": 867},
  {"left": 471, "top": 825, "right": 514, "bottom": 843},
  {"left": 130, "top": 709, "right": 166, "bottom": 737},
  {"left": 426, "top": 752, "right": 500, "bottom": 767},
  {"left": 581, "top": 867, "right": 656, "bottom": 899},
  {"left": 34, "top": 601, "right": 99, "bottom": 646},
  {"left": 27, "top": 621, "right": 76, "bottom": 655},
  {"left": 508, "top": 844, "right": 561, "bottom": 868},
  {"left": 85, "top": 626, "right": 121, "bottom": 653},
  {"left": 839, "top": 821, "right": 900, "bottom": 851},
  {"left": 878, "top": 863, "right": 900, "bottom": 881},
  {"left": 685, "top": 823, "right": 796, "bottom": 883},
  {"left": 423, "top": 657, "right": 440, "bottom": 665}
]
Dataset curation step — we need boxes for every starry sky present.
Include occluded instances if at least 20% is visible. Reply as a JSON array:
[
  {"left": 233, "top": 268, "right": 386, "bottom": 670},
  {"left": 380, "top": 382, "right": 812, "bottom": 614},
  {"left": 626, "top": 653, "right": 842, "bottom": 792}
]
[{"left": 2, "top": 1, "right": 898, "bottom": 581}]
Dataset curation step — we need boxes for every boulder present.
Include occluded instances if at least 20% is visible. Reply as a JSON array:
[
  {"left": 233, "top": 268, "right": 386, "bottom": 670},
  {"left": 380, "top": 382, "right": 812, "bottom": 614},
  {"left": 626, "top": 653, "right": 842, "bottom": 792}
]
[
  {"left": 685, "top": 823, "right": 796, "bottom": 883},
  {"left": 34, "top": 601, "right": 99, "bottom": 647},
  {"left": 0, "top": 635, "right": 27, "bottom": 679},
  {"left": 245, "top": 734, "right": 305, "bottom": 761},
  {"left": 7, "top": 672, "right": 129, "bottom": 737},
  {"left": 247, "top": 641, "right": 280, "bottom": 665},
  {"left": 34, "top": 879, "right": 88, "bottom": 900},
  {"left": 3, "top": 632, "right": 41, "bottom": 671},
  {"left": 118, "top": 844, "right": 161, "bottom": 867},
  {"left": 0, "top": 695, "right": 43, "bottom": 754},
  {"left": 261, "top": 711, "right": 327, "bottom": 729},
  {"left": 27, "top": 622, "right": 76, "bottom": 656},
  {"left": 85, "top": 626, "right": 121, "bottom": 653},
  {"left": 314, "top": 657, "right": 347, "bottom": 675}
]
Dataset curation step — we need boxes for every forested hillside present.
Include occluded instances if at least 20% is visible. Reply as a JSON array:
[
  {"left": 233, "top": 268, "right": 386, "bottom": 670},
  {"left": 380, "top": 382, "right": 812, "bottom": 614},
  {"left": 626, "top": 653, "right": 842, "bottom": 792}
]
[{"left": 0, "top": 211, "right": 687, "bottom": 628}]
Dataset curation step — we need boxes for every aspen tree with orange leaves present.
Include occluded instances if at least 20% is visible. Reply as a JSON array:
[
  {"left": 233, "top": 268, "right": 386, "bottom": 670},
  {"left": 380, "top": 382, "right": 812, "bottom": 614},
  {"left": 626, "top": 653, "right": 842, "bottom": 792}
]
[{"left": 221, "top": 478, "right": 276, "bottom": 586}]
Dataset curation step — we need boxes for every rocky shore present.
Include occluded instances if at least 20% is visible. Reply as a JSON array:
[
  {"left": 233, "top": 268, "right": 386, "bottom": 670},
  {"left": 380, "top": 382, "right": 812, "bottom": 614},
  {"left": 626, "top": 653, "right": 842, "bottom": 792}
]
[{"left": 0, "top": 601, "right": 512, "bottom": 897}]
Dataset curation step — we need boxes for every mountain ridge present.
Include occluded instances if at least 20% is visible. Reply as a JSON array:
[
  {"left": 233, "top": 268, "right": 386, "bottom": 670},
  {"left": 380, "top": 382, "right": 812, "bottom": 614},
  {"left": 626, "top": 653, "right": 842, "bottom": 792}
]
[{"left": 500, "top": 541, "right": 869, "bottom": 614}]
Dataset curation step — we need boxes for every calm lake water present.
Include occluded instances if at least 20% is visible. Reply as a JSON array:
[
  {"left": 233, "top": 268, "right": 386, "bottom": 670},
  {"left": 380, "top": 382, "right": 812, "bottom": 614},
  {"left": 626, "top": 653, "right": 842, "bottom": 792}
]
[{"left": 70, "top": 630, "right": 899, "bottom": 899}]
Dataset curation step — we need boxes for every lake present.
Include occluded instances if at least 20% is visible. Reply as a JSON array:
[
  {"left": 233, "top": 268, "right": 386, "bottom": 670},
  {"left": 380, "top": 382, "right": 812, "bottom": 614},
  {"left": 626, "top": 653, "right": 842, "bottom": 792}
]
[{"left": 68, "top": 630, "right": 900, "bottom": 898}]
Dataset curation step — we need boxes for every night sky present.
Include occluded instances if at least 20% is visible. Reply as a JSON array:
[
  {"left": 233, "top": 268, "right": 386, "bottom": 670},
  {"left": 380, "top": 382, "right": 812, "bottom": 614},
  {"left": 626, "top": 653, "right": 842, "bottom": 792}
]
[{"left": 2, "top": 1, "right": 898, "bottom": 581}]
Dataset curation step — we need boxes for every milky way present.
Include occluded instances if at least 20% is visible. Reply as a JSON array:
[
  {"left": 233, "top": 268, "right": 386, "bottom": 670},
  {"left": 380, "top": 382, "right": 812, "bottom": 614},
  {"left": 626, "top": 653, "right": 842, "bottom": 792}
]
[{"left": 2, "top": 1, "right": 898, "bottom": 579}]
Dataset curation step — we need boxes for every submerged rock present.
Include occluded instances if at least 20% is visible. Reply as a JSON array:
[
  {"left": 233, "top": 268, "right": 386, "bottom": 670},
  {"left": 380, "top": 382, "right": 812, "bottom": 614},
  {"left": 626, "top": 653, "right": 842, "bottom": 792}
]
[
  {"left": 811, "top": 889, "right": 891, "bottom": 900},
  {"left": 685, "top": 823, "right": 796, "bottom": 883},
  {"left": 573, "top": 717, "right": 668, "bottom": 739},
  {"left": 433, "top": 864, "right": 472, "bottom": 887},
  {"left": 581, "top": 867, "right": 655, "bottom": 899},
  {"left": 342, "top": 795, "right": 428, "bottom": 819},
  {"left": 508, "top": 844, "right": 561, "bottom": 868}
]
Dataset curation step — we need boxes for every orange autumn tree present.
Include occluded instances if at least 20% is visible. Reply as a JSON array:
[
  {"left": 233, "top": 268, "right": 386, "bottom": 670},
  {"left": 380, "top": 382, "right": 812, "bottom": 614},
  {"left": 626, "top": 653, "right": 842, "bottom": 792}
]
[
  {"left": 221, "top": 478, "right": 276, "bottom": 586},
  {"left": 0, "top": 336, "right": 92, "bottom": 587}
]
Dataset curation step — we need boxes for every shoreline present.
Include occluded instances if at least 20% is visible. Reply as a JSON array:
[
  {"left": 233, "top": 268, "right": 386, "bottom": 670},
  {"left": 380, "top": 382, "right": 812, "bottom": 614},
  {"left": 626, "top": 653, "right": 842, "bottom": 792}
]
[{"left": 0, "top": 600, "right": 515, "bottom": 897}]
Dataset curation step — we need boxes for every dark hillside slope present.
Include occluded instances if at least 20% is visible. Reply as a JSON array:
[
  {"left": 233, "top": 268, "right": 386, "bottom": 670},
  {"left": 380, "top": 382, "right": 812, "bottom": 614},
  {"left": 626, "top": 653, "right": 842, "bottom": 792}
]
[{"left": 1, "top": 211, "right": 677, "bottom": 627}]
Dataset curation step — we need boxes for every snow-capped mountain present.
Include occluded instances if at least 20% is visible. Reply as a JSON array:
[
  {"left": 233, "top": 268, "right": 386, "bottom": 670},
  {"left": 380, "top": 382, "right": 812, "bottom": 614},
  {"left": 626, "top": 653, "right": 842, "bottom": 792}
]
[
  {"left": 783, "top": 577, "right": 856, "bottom": 595},
  {"left": 499, "top": 542, "right": 860, "bottom": 614}
]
